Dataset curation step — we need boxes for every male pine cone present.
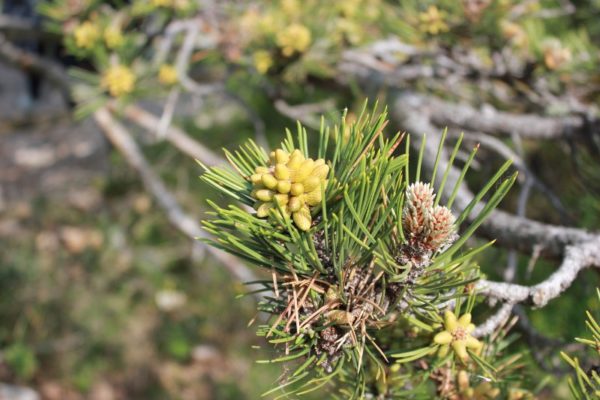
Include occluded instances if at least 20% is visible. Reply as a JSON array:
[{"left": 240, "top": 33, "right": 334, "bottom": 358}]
[{"left": 250, "top": 149, "right": 329, "bottom": 231}]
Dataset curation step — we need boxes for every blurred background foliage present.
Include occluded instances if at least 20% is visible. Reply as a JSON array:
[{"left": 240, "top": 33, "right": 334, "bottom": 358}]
[{"left": 0, "top": 0, "right": 599, "bottom": 398}]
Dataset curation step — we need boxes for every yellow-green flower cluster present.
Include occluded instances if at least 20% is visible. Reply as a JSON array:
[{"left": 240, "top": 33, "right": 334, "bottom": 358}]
[
  {"left": 104, "top": 26, "right": 124, "bottom": 49},
  {"left": 74, "top": 21, "right": 100, "bottom": 49},
  {"left": 276, "top": 24, "right": 312, "bottom": 57},
  {"left": 419, "top": 5, "right": 449, "bottom": 35},
  {"left": 151, "top": 0, "right": 173, "bottom": 7},
  {"left": 250, "top": 149, "right": 329, "bottom": 231},
  {"left": 433, "top": 310, "right": 482, "bottom": 362},
  {"left": 253, "top": 50, "right": 274, "bottom": 74},
  {"left": 158, "top": 64, "right": 179, "bottom": 85},
  {"left": 73, "top": 21, "right": 124, "bottom": 50},
  {"left": 102, "top": 65, "right": 136, "bottom": 97}
]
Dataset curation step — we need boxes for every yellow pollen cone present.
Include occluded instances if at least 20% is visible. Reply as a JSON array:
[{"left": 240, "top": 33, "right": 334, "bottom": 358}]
[
  {"left": 444, "top": 310, "right": 458, "bottom": 331},
  {"left": 305, "top": 189, "right": 322, "bottom": 206},
  {"left": 273, "top": 194, "right": 289, "bottom": 206},
  {"left": 250, "top": 174, "right": 263, "bottom": 184},
  {"left": 274, "top": 149, "right": 290, "bottom": 164},
  {"left": 274, "top": 164, "right": 290, "bottom": 180},
  {"left": 277, "top": 181, "right": 291, "bottom": 194},
  {"left": 255, "top": 189, "right": 274, "bottom": 202},
  {"left": 287, "top": 150, "right": 305, "bottom": 170},
  {"left": 288, "top": 196, "right": 303, "bottom": 212},
  {"left": 312, "top": 164, "right": 330, "bottom": 180},
  {"left": 294, "top": 159, "right": 315, "bottom": 183},
  {"left": 303, "top": 176, "right": 321, "bottom": 192},
  {"left": 256, "top": 202, "right": 273, "bottom": 217},
  {"left": 261, "top": 174, "right": 278, "bottom": 189},
  {"left": 290, "top": 183, "right": 304, "bottom": 196},
  {"left": 458, "top": 313, "right": 472, "bottom": 326},
  {"left": 434, "top": 331, "right": 452, "bottom": 345},
  {"left": 293, "top": 206, "right": 312, "bottom": 231}
]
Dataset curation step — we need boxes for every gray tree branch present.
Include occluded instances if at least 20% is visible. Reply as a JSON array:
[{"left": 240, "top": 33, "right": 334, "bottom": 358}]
[{"left": 93, "top": 107, "right": 261, "bottom": 299}]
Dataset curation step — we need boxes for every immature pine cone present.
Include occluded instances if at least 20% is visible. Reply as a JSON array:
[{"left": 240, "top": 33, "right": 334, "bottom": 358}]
[{"left": 403, "top": 182, "right": 456, "bottom": 252}]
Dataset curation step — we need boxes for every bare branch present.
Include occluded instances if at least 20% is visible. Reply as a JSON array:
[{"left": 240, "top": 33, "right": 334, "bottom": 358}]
[
  {"left": 274, "top": 98, "right": 336, "bottom": 130},
  {"left": 119, "top": 104, "right": 224, "bottom": 166},
  {"left": 476, "top": 238, "right": 600, "bottom": 307},
  {"left": 93, "top": 107, "right": 261, "bottom": 299},
  {"left": 427, "top": 95, "right": 588, "bottom": 140},
  {"left": 391, "top": 92, "right": 597, "bottom": 258},
  {"left": 473, "top": 303, "right": 514, "bottom": 338}
]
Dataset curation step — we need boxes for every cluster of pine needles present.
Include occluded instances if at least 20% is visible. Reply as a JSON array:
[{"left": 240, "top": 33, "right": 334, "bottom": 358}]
[{"left": 200, "top": 103, "right": 535, "bottom": 398}]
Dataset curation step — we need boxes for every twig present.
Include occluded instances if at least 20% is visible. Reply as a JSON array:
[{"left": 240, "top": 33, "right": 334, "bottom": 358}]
[
  {"left": 391, "top": 92, "right": 596, "bottom": 258},
  {"left": 175, "top": 20, "right": 223, "bottom": 96},
  {"left": 476, "top": 238, "right": 600, "bottom": 307},
  {"left": 156, "top": 88, "right": 181, "bottom": 139},
  {"left": 118, "top": 104, "right": 224, "bottom": 166},
  {"left": 0, "top": 15, "right": 58, "bottom": 40},
  {"left": 93, "top": 107, "right": 261, "bottom": 300},
  {"left": 473, "top": 303, "right": 514, "bottom": 338},
  {"left": 427, "top": 96, "right": 589, "bottom": 140},
  {"left": 274, "top": 98, "right": 336, "bottom": 130}
]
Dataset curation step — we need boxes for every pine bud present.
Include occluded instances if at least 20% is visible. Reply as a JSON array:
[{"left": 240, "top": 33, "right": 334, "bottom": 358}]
[
  {"left": 325, "top": 310, "right": 354, "bottom": 325},
  {"left": 428, "top": 205, "right": 456, "bottom": 249},
  {"left": 406, "top": 182, "right": 435, "bottom": 210},
  {"left": 325, "top": 287, "right": 339, "bottom": 302}
]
